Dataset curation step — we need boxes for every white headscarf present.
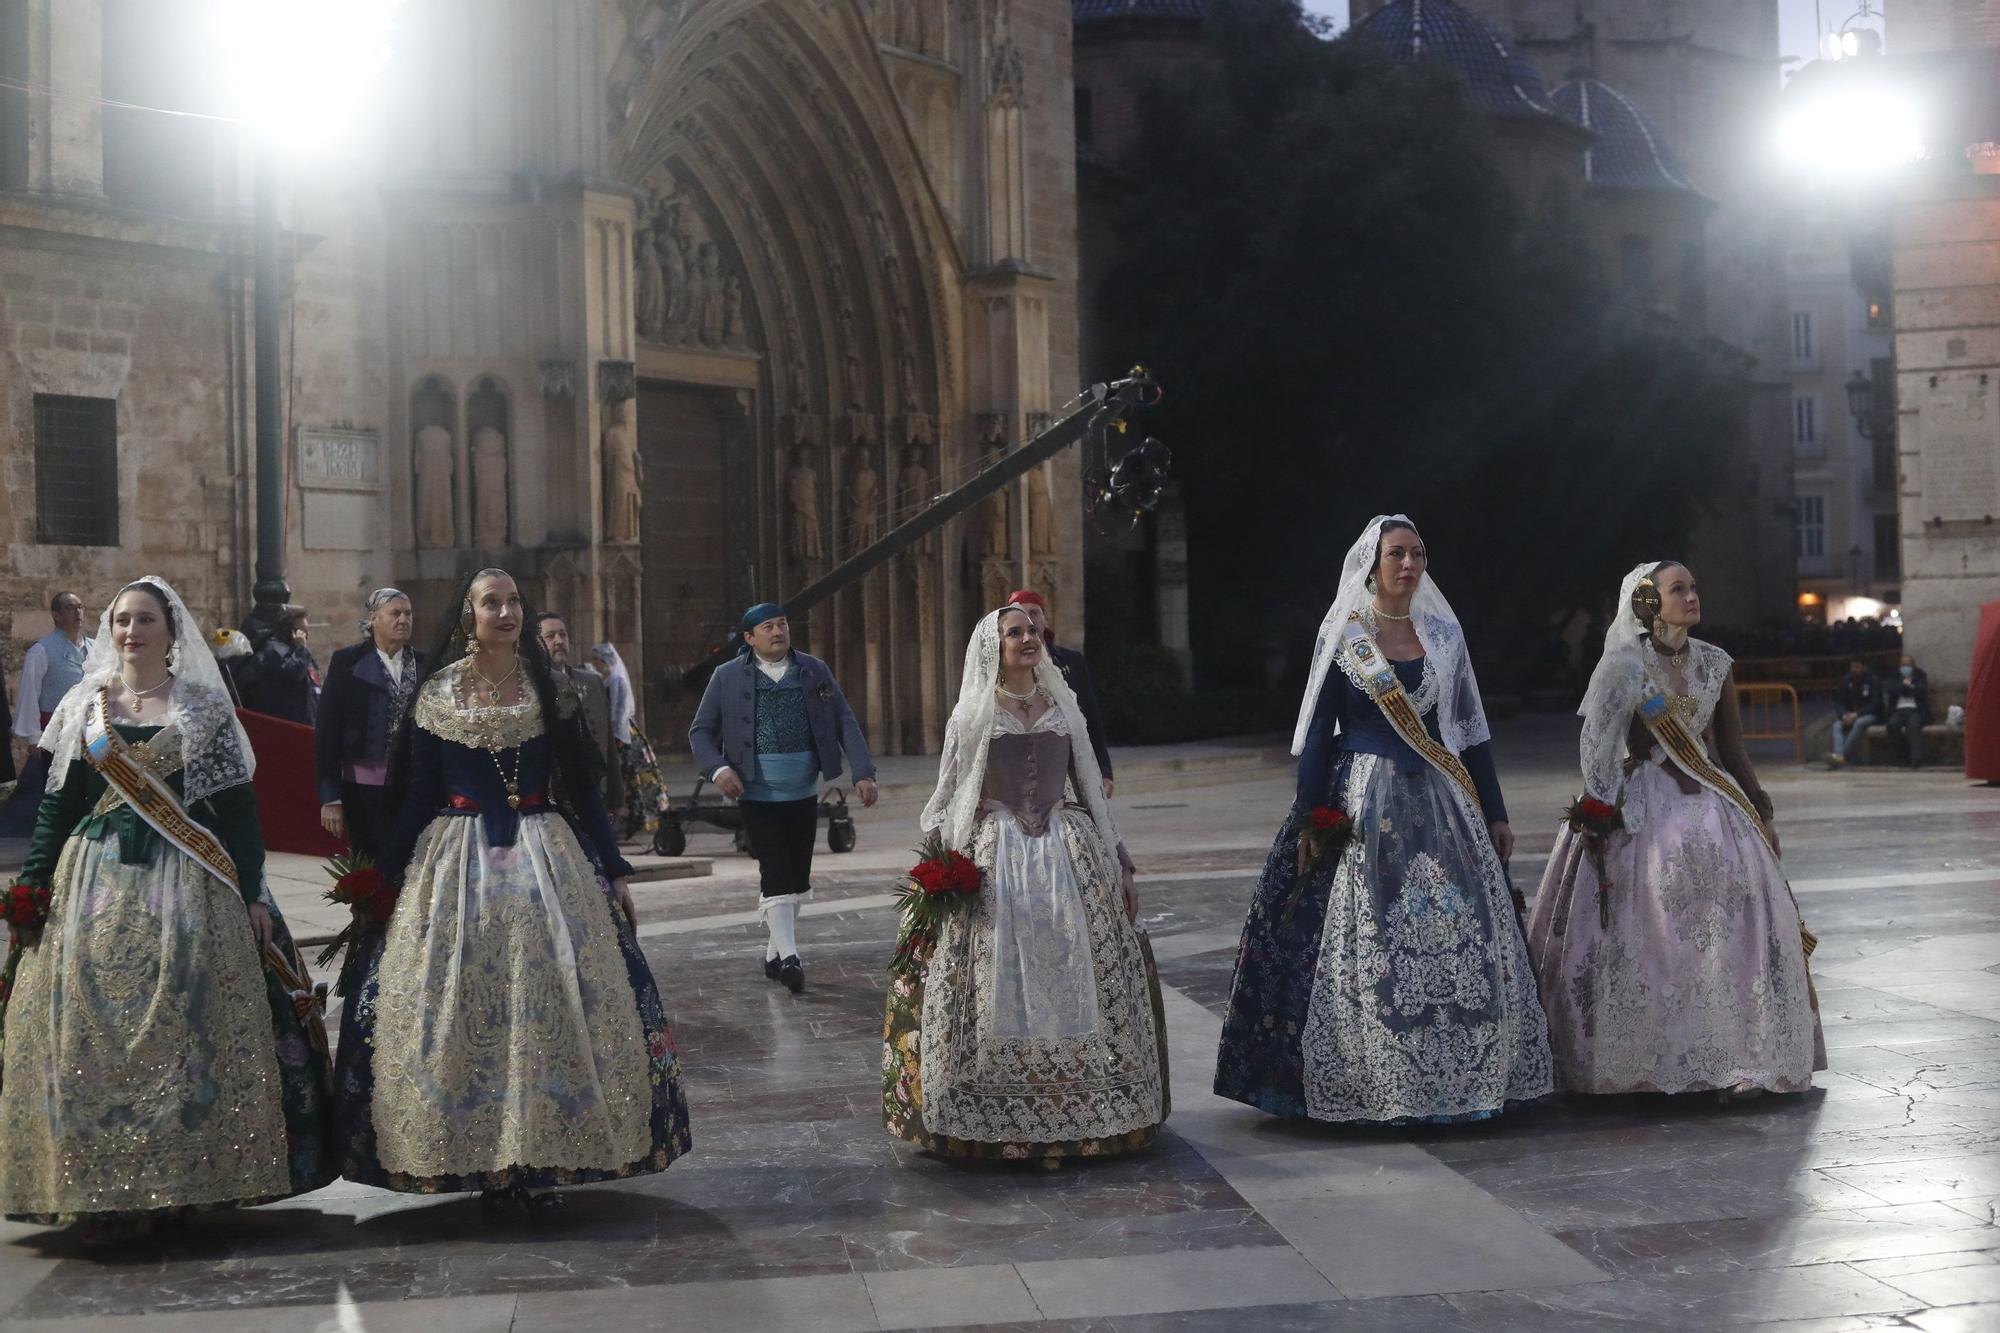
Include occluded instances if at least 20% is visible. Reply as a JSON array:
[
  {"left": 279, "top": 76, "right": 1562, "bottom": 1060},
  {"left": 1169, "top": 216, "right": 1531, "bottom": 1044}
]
[
  {"left": 41, "top": 576, "right": 256, "bottom": 804},
  {"left": 593, "top": 642, "right": 636, "bottom": 743},
  {"left": 1576, "top": 560, "right": 1668, "bottom": 831},
  {"left": 1292, "top": 514, "right": 1491, "bottom": 757},
  {"left": 921, "top": 608, "right": 1123, "bottom": 875}
]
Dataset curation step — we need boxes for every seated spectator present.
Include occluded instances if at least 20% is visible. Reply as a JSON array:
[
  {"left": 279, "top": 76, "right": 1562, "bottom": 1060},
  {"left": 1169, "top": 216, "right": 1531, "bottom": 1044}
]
[
  {"left": 1881, "top": 653, "right": 1932, "bottom": 769},
  {"left": 1829, "top": 658, "right": 1883, "bottom": 768}
]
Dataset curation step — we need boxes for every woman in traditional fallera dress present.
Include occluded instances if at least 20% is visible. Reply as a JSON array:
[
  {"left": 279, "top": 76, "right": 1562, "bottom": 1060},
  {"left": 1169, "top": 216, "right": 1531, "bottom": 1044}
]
[
  {"left": 1214, "top": 515, "right": 1551, "bottom": 1124},
  {"left": 335, "top": 569, "right": 689, "bottom": 1211},
  {"left": 883, "top": 607, "right": 1168, "bottom": 1160},
  {"left": 0, "top": 579, "right": 334, "bottom": 1239},
  {"left": 592, "top": 642, "right": 661, "bottom": 840},
  {"left": 1526, "top": 561, "right": 1825, "bottom": 1097}
]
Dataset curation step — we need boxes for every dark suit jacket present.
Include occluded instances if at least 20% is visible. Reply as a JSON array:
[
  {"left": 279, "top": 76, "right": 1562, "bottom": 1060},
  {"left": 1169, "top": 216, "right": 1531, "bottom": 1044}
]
[
  {"left": 560, "top": 665, "right": 625, "bottom": 812},
  {"left": 315, "top": 641, "right": 426, "bottom": 804},
  {"left": 251, "top": 638, "right": 322, "bottom": 727},
  {"left": 1049, "top": 642, "right": 1114, "bottom": 778},
  {"left": 1881, "top": 668, "right": 1933, "bottom": 727}
]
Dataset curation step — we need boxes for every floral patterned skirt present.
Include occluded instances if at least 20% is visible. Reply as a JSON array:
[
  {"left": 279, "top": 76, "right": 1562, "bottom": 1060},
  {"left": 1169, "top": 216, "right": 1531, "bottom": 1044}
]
[
  {"left": 618, "top": 737, "right": 663, "bottom": 838},
  {"left": 1525, "top": 763, "right": 1825, "bottom": 1095},
  {"left": 335, "top": 811, "right": 690, "bottom": 1192},
  {"left": 0, "top": 834, "right": 334, "bottom": 1222},
  {"left": 882, "top": 809, "right": 1169, "bottom": 1161},
  {"left": 1214, "top": 752, "right": 1551, "bottom": 1125}
]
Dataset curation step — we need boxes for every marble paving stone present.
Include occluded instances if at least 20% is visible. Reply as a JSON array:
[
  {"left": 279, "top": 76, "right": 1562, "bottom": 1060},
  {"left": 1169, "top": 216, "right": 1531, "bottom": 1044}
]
[
  {"left": 512, "top": 1273, "right": 879, "bottom": 1333},
  {"left": 862, "top": 1262, "right": 1044, "bottom": 1328},
  {"left": 1440, "top": 1261, "right": 1919, "bottom": 1327},
  {"left": 1820, "top": 1152, "right": 2000, "bottom": 1207},
  {"left": 1101, "top": 1295, "right": 1496, "bottom": 1332},
  {"left": 1855, "top": 1249, "right": 2000, "bottom": 1305},
  {"left": 0, "top": 1293, "right": 521, "bottom": 1333},
  {"left": 1256, "top": 1185, "right": 1609, "bottom": 1299},
  {"left": 1907, "top": 1303, "right": 2000, "bottom": 1332},
  {"left": 1015, "top": 1245, "right": 1339, "bottom": 1319},
  {"left": 1554, "top": 1204, "right": 2000, "bottom": 1277}
]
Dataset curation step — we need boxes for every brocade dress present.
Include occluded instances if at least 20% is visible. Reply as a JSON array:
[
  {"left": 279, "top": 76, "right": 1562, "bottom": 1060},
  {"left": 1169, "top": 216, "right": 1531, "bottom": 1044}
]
[
  {"left": 1526, "top": 640, "right": 1825, "bottom": 1094},
  {"left": 1214, "top": 654, "right": 1552, "bottom": 1124},
  {"left": 0, "top": 692, "right": 334, "bottom": 1222},
  {"left": 883, "top": 705, "right": 1168, "bottom": 1159},
  {"left": 334, "top": 661, "right": 690, "bottom": 1192}
]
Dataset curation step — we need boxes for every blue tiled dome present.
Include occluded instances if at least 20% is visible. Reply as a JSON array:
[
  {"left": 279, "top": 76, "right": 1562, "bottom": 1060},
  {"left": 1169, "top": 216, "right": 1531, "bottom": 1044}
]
[
  {"left": 1074, "top": 0, "right": 1205, "bottom": 20},
  {"left": 1349, "top": 0, "right": 1558, "bottom": 119},
  {"left": 1551, "top": 78, "right": 1696, "bottom": 191}
]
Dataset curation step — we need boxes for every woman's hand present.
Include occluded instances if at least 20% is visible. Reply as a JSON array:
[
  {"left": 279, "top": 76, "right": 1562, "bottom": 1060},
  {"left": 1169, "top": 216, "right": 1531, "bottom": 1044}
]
[
  {"left": 1762, "top": 819, "right": 1782, "bottom": 860},
  {"left": 1120, "top": 863, "right": 1139, "bottom": 924},
  {"left": 1488, "top": 820, "right": 1514, "bottom": 862},
  {"left": 1665, "top": 762, "right": 1704, "bottom": 797},
  {"left": 247, "top": 902, "right": 274, "bottom": 952},
  {"left": 611, "top": 876, "right": 638, "bottom": 929}
]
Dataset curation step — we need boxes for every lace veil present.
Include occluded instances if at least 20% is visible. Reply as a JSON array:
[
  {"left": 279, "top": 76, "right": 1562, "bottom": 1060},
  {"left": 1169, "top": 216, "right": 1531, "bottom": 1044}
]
[
  {"left": 41, "top": 576, "right": 256, "bottom": 804},
  {"left": 1291, "top": 514, "right": 1491, "bottom": 757},
  {"left": 1576, "top": 561, "right": 1661, "bottom": 830},
  {"left": 921, "top": 608, "right": 1123, "bottom": 873}
]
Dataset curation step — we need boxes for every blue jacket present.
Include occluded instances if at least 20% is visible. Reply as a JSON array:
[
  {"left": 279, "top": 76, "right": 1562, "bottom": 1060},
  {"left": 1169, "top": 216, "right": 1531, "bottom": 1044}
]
[
  {"left": 688, "top": 651, "right": 877, "bottom": 788},
  {"left": 314, "top": 640, "right": 426, "bottom": 803}
]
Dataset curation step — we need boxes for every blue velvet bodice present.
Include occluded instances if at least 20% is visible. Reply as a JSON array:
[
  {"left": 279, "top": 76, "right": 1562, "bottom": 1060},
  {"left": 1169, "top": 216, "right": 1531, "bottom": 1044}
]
[
  {"left": 1296, "top": 656, "right": 1507, "bottom": 821},
  {"left": 379, "top": 728, "right": 634, "bottom": 884}
]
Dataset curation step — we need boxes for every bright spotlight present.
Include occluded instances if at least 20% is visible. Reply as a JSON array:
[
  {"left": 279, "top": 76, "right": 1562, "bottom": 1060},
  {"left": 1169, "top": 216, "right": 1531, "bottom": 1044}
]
[
  {"left": 1841, "top": 31, "right": 1861, "bottom": 58},
  {"left": 213, "top": 0, "right": 402, "bottom": 147},
  {"left": 1778, "top": 81, "right": 1924, "bottom": 177}
]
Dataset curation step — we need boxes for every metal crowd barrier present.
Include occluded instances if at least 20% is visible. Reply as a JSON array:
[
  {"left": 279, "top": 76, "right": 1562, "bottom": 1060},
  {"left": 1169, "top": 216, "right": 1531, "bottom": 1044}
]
[{"left": 1736, "top": 682, "right": 1802, "bottom": 761}]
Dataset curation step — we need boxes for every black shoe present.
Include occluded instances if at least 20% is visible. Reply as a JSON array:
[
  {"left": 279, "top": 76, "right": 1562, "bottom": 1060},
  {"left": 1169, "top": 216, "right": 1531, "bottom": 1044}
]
[
  {"left": 779, "top": 955, "right": 805, "bottom": 993},
  {"left": 764, "top": 956, "right": 782, "bottom": 981}
]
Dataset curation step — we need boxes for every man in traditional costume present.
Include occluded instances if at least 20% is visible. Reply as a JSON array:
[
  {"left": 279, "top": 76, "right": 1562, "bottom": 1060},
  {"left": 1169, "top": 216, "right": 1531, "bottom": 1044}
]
[
  {"left": 316, "top": 588, "right": 424, "bottom": 858},
  {"left": 689, "top": 602, "right": 878, "bottom": 992},
  {"left": 538, "top": 613, "right": 624, "bottom": 812}
]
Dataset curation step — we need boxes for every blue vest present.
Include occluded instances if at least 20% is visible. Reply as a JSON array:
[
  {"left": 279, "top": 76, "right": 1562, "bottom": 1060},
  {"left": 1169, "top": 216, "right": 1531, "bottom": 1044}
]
[{"left": 36, "top": 631, "right": 86, "bottom": 714}]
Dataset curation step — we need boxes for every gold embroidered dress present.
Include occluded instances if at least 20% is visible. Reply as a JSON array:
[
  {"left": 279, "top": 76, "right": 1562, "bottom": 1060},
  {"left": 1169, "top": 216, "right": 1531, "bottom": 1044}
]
[
  {"left": 0, "top": 684, "right": 334, "bottom": 1222},
  {"left": 333, "top": 660, "right": 689, "bottom": 1192}
]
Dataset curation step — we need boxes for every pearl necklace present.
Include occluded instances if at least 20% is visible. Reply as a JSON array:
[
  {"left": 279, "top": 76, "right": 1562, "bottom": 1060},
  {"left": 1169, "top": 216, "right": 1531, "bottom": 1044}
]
[
  {"left": 1369, "top": 602, "right": 1413, "bottom": 622},
  {"left": 996, "top": 680, "right": 1040, "bottom": 703},
  {"left": 121, "top": 670, "right": 175, "bottom": 698}
]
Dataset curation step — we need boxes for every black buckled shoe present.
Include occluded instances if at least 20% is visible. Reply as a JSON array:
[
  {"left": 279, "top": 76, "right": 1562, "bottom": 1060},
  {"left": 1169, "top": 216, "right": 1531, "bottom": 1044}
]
[
  {"left": 764, "top": 956, "right": 782, "bottom": 981},
  {"left": 779, "top": 955, "right": 805, "bottom": 993}
]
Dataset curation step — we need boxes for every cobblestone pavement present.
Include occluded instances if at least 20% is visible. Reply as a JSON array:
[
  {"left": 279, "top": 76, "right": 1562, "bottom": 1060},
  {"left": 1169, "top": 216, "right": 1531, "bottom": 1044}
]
[{"left": 1, "top": 717, "right": 1996, "bottom": 1331}]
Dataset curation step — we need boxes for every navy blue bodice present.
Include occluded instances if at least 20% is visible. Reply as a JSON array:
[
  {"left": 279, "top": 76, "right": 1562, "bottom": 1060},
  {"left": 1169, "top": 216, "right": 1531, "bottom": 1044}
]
[
  {"left": 1296, "top": 656, "right": 1507, "bottom": 821},
  {"left": 380, "top": 727, "right": 634, "bottom": 883}
]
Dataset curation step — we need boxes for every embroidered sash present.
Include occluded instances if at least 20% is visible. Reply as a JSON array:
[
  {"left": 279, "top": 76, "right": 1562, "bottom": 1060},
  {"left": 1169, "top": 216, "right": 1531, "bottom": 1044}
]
[
  {"left": 1340, "top": 614, "right": 1485, "bottom": 821},
  {"left": 84, "top": 692, "right": 334, "bottom": 1056},
  {"left": 84, "top": 690, "right": 239, "bottom": 894},
  {"left": 1636, "top": 686, "right": 1819, "bottom": 964}
]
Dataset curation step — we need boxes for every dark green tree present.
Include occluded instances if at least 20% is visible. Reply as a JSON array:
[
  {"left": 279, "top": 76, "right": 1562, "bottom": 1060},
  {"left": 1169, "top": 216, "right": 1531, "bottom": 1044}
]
[{"left": 1098, "top": 0, "right": 1743, "bottom": 694}]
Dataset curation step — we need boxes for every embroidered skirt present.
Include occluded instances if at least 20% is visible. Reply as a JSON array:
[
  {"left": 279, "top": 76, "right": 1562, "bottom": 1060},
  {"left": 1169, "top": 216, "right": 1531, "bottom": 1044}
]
[
  {"left": 883, "top": 807, "right": 1168, "bottom": 1160},
  {"left": 0, "top": 834, "right": 334, "bottom": 1221},
  {"left": 1525, "top": 763, "right": 1825, "bottom": 1095},
  {"left": 335, "top": 810, "right": 689, "bottom": 1192},
  {"left": 1214, "top": 752, "right": 1552, "bottom": 1124}
]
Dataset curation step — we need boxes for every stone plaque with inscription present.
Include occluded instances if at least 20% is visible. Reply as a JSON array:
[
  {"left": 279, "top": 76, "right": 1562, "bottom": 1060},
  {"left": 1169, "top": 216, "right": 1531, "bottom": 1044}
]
[
  {"left": 298, "top": 426, "right": 383, "bottom": 493},
  {"left": 1917, "top": 375, "right": 2000, "bottom": 524}
]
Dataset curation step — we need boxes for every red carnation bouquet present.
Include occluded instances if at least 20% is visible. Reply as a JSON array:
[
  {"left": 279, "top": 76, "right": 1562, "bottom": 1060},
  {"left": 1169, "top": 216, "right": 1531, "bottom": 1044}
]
[
  {"left": 1280, "top": 805, "right": 1353, "bottom": 918},
  {"left": 1563, "top": 794, "right": 1626, "bottom": 928},
  {"left": 315, "top": 851, "right": 398, "bottom": 978},
  {"left": 0, "top": 881, "right": 54, "bottom": 1025},
  {"left": 888, "top": 830, "right": 983, "bottom": 977}
]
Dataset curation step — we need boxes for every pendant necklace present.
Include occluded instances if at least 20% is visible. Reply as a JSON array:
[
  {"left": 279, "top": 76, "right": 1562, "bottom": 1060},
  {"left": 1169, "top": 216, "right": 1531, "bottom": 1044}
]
[
  {"left": 471, "top": 656, "right": 520, "bottom": 705},
  {"left": 489, "top": 743, "right": 522, "bottom": 810}
]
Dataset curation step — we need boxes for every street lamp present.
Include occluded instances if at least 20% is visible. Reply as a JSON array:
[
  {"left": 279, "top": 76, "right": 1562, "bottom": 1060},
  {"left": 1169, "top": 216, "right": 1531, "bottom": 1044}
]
[{"left": 211, "top": 0, "right": 401, "bottom": 637}]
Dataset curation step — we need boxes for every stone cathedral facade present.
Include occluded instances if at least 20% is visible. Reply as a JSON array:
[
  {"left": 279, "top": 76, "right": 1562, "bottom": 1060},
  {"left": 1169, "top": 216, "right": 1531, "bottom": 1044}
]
[{"left": 0, "top": 0, "right": 1084, "bottom": 756}]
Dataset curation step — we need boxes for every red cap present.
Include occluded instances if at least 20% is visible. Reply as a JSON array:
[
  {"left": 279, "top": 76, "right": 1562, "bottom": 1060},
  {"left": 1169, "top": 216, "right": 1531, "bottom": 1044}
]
[{"left": 1005, "top": 589, "right": 1046, "bottom": 610}]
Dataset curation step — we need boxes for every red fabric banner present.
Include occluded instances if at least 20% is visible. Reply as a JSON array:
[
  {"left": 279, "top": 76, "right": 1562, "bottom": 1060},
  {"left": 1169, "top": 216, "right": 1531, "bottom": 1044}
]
[
  {"left": 1967, "top": 602, "right": 2000, "bottom": 783},
  {"left": 237, "top": 708, "right": 344, "bottom": 858}
]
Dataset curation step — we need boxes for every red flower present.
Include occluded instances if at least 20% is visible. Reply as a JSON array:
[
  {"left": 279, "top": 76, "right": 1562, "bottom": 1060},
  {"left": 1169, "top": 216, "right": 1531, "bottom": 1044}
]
[
  {"left": 1306, "top": 806, "right": 1349, "bottom": 832},
  {"left": 1576, "top": 798, "right": 1619, "bottom": 823},
  {"left": 2, "top": 884, "right": 50, "bottom": 930}
]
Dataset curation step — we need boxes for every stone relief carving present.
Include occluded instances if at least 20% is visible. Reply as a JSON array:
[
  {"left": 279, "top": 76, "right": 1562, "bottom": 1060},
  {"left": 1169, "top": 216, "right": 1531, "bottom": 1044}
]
[
  {"left": 634, "top": 169, "right": 750, "bottom": 350},
  {"left": 471, "top": 425, "right": 510, "bottom": 549},
  {"left": 1026, "top": 461, "right": 1056, "bottom": 558},
  {"left": 978, "top": 427, "right": 1011, "bottom": 560},
  {"left": 787, "top": 446, "right": 825, "bottom": 563},
  {"left": 414, "top": 423, "right": 456, "bottom": 549},
  {"left": 899, "top": 436, "right": 937, "bottom": 556},
  {"left": 604, "top": 398, "right": 641, "bottom": 545},
  {"left": 848, "top": 444, "right": 884, "bottom": 549}
]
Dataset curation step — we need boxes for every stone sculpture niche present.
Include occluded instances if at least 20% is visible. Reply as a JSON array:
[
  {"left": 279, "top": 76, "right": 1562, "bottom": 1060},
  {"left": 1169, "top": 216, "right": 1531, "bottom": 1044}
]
[
  {"left": 411, "top": 375, "right": 457, "bottom": 549},
  {"left": 634, "top": 168, "right": 751, "bottom": 350},
  {"left": 603, "top": 397, "right": 641, "bottom": 545},
  {"left": 467, "top": 377, "right": 511, "bottom": 550}
]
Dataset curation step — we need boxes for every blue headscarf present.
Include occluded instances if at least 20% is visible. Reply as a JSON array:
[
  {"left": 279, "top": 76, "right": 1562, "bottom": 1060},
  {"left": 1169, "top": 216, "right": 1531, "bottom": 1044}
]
[{"left": 737, "top": 602, "right": 788, "bottom": 659}]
